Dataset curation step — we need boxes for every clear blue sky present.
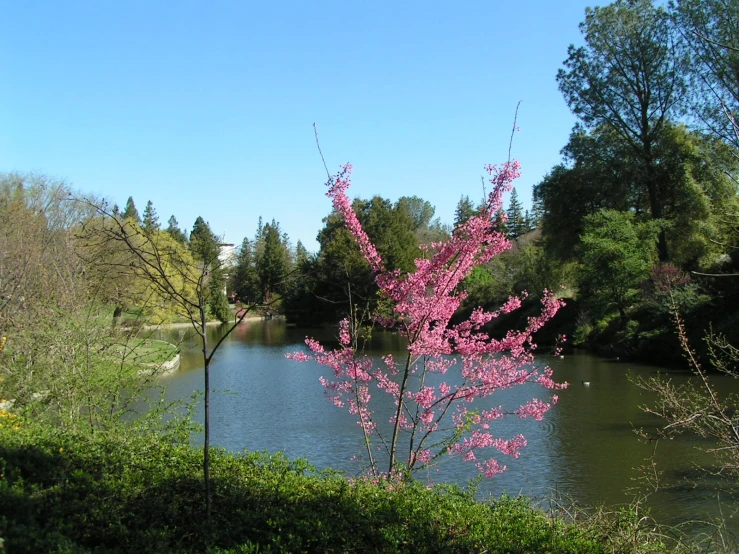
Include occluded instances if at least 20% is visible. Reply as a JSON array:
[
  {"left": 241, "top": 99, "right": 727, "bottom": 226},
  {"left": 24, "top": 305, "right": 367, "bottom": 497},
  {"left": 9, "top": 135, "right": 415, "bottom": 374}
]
[{"left": 2, "top": 1, "right": 593, "bottom": 252}]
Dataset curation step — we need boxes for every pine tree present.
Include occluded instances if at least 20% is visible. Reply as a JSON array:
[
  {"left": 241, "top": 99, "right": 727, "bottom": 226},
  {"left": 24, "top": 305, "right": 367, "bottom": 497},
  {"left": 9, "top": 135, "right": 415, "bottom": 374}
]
[
  {"left": 122, "top": 197, "right": 140, "bottom": 223},
  {"left": 189, "top": 217, "right": 230, "bottom": 322},
  {"left": 523, "top": 209, "right": 533, "bottom": 234},
  {"left": 454, "top": 195, "right": 476, "bottom": 227},
  {"left": 166, "top": 215, "right": 188, "bottom": 244},
  {"left": 190, "top": 217, "right": 219, "bottom": 262},
  {"left": 233, "top": 237, "right": 260, "bottom": 304},
  {"left": 506, "top": 188, "right": 525, "bottom": 238},
  {"left": 142, "top": 200, "right": 160, "bottom": 233},
  {"left": 257, "top": 222, "right": 288, "bottom": 302},
  {"left": 295, "top": 240, "right": 309, "bottom": 267}
]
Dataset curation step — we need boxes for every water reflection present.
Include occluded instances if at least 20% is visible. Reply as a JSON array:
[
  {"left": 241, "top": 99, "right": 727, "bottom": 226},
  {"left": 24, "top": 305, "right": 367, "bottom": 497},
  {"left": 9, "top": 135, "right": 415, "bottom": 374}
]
[{"left": 150, "top": 319, "right": 739, "bottom": 533}]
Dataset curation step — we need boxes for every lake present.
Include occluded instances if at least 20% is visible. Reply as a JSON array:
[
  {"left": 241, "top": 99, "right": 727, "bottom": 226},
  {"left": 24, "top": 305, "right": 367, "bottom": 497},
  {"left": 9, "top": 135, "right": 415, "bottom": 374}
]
[{"left": 149, "top": 318, "right": 739, "bottom": 535}]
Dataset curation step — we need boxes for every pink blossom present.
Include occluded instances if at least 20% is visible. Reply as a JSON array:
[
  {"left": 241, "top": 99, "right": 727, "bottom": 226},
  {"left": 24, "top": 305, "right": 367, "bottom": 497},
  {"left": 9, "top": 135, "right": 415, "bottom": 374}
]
[{"left": 288, "top": 159, "right": 565, "bottom": 480}]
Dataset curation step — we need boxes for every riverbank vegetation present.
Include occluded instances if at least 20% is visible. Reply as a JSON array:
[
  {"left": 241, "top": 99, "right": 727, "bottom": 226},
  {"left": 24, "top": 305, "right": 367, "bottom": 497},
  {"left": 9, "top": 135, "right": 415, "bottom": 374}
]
[
  {"left": 0, "top": 417, "right": 714, "bottom": 554},
  {"left": 2, "top": 0, "right": 739, "bottom": 550}
]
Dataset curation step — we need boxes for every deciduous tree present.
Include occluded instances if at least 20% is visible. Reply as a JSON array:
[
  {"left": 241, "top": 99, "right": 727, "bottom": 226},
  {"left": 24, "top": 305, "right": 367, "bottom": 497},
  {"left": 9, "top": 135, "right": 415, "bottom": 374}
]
[
  {"left": 290, "top": 162, "right": 565, "bottom": 480},
  {"left": 80, "top": 206, "right": 255, "bottom": 520}
]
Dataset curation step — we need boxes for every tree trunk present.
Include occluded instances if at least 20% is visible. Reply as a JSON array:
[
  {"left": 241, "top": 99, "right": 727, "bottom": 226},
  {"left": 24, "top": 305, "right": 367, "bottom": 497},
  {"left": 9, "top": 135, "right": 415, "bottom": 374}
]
[
  {"left": 388, "top": 352, "right": 412, "bottom": 477},
  {"left": 112, "top": 306, "right": 122, "bottom": 327},
  {"left": 643, "top": 145, "right": 669, "bottom": 262},
  {"left": 201, "top": 306, "right": 211, "bottom": 520}
]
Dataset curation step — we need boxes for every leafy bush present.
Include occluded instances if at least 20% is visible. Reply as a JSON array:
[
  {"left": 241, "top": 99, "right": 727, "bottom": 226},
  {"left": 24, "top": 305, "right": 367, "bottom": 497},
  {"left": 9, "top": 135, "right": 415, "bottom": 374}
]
[{"left": 0, "top": 419, "right": 681, "bottom": 554}]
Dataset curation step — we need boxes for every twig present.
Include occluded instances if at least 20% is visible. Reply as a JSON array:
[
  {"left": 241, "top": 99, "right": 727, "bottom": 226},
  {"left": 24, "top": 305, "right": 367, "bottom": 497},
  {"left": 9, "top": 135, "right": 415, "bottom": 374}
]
[
  {"left": 508, "top": 100, "right": 522, "bottom": 163},
  {"left": 313, "top": 122, "right": 332, "bottom": 181}
]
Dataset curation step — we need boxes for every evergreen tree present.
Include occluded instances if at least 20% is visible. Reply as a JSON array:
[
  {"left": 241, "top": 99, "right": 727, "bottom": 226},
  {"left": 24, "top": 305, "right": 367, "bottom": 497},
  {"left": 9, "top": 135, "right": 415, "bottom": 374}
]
[
  {"left": 454, "top": 195, "right": 476, "bottom": 227},
  {"left": 523, "top": 210, "right": 533, "bottom": 234},
  {"left": 506, "top": 188, "right": 526, "bottom": 238},
  {"left": 122, "top": 197, "right": 140, "bottom": 223},
  {"left": 190, "top": 217, "right": 219, "bottom": 262},
  {"left": 256, "top": 222, "right": 288, "bottom": 302},
  {"left": 166, "top": 215, "right": 188, "bottom": 244},
  {"left": 189, "top": 217, "right": 230, "bottom": 322},
  {"left": 672, "top": 0, "right": 739, "bottom": 151},
  {"left": 557, "top": 0, "right": 688, "bottom": 261},
  {"left": 233, "top": 237, "right": 260, "bottom": 304},
  {"left": 142, "top": 200, "right": 160, "bottom": 233},
  {"left": 294, "top": 240, "right": 309, "bottom": 267}
]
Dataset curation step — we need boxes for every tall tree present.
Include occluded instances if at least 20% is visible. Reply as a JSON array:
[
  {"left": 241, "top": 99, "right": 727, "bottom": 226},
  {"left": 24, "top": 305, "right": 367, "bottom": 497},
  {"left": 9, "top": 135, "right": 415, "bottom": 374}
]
[
  {"left": 294, "top": 240, "right": 309, "bottom": 267},
  {"left": 82, "top": 208, "right": 256, "bottom": 520},
  {"left": 165, "top": 215, "right": 188, "bottom": 244},
  {"left": 397, "top": 195, "right": 435, "bottom": 230},
  {"left": 672, "top": 0, "right": 739, "bottom": 152},
  {"left": 256, "top": 222, "right": 288, "bottom": 305},
  {"left": 557, "top": 0, "right": 688, "bottom": 261},
  {"left": 454, "top": 195, "right": 476, "bottom": 228},
  {"left": 535, "top": 123, "right": 738, "bottom": 266},
  {"left": 232, "top": 237, "right": 260, "bottom": 305},
  {"left": 534, "top": 125, "right": 640, "bottom": 260},
  {"left": 121, "top": 196, "right": 140, "bottom": 224},
  {"left": 579, "top": 209, "right": 661, "bottom": 318},
  {"left": 142, "top": 200, "right": 160, "bottom": 233},
  {"left": 189, "top": 217, "right": 219, "bottom": 262},
  {"left": 189, "top": 217, "right": 230, "bottom": 322},
  {"left": 506, "top": 188, "right": 526, "bottom": 238}
]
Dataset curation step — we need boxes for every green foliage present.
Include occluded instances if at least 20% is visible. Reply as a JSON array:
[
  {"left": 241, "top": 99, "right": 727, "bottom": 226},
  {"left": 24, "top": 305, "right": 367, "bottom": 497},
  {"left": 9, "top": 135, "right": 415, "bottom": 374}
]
[
  {"left": 672, "top": 0, "right": 739, "bottom": 151},
  {"left": 165, "top": 215, "right": 188, "bottom": 244},
  {"left": 231, "top": 219, "right": 293, "bottom": 314},
  {"left": 652, "top": 126, "right": 739, "bottom": 268},
  {"left": 208, "top": 281, "right": 232, "bottom": 323},
  {"left": 232, "top": 238, "right": 260, "bottom": 305},
  {"left": 0, "top": 419, "right": 685, "bottom": 554},
  {"left": 454, "top": 195, "right": 476, "bottom": 228},
  {"left": 558, "top": 0, "right": 689, "bottom": 262},
  {"left": 557, "top": 0, "right": 685, "bottom": 143},
  {"left": 579, "top": 210, "right": 660, "bottom": 319},
  {"left": 141, "top": 200, "right": 159, "bottom": 233},
  {"left": 284, "top": 194, "right": 430, "bottom": 326},
  {"left": 0, "top": 174, "right": 172, "bottom": 431},
  {"left": 505, "top": 188, "right": 526, "bottom": 238},
  {"left": 189, "top": 216, "right": 220, "bottom": 263},
  {"left": 122, "top": 196, "right": 140, "bottom": 224},
  {"left": 256, "top": 222, "right": 288, "bottom": 302},
  {"left": 186, "top": 216, "right": 232, "bottom": 322},
  {"left": 355, "top": 196, "right": 420, "bottom": 273},
  {"left": 534, "top": 126, "right": 636, "bottom": 260}
]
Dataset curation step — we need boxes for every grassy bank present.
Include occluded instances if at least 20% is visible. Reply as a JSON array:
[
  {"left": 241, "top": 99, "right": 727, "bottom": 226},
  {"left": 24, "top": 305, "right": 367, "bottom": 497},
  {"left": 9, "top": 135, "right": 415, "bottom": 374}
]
[
  {"left": 0, "top": 416, "right": 704, "bottom": 553},
  {"left": 126, "top": 338, "right": 180, "bottom": 365}
]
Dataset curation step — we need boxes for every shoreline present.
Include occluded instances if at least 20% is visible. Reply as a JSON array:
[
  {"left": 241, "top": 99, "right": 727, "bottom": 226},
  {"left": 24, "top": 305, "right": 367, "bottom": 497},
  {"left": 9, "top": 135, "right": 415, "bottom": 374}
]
[{"left": 142, "top": 315, "right": 265, "bottom": 330}]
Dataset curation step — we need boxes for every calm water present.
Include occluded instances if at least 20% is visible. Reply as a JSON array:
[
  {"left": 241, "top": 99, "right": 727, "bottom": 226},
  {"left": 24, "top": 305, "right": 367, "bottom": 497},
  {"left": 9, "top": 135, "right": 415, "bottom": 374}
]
[{"left": 149, "top": 319, "right": 739, "bottom": 534}]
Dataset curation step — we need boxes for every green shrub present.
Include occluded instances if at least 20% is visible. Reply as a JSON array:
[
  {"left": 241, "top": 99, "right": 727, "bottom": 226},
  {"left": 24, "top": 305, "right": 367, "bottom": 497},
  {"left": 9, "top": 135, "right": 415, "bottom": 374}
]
[{"left": 0, "top": 419, "right": 687, "bottom": 553}]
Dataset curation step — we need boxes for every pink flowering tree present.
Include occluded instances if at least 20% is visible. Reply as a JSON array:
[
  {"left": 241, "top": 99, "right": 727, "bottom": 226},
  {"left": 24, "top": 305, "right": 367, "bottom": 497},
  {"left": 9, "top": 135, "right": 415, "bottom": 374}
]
[{"left": 289, "top": 160, "right": 566, "bottom": 480}]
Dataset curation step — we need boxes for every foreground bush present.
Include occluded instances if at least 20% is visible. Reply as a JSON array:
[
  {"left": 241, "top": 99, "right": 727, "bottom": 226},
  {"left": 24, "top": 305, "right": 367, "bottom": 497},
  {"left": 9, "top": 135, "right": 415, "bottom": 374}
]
[{"left": 0, "top": 419, "right": 679, "bottom": 553}]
